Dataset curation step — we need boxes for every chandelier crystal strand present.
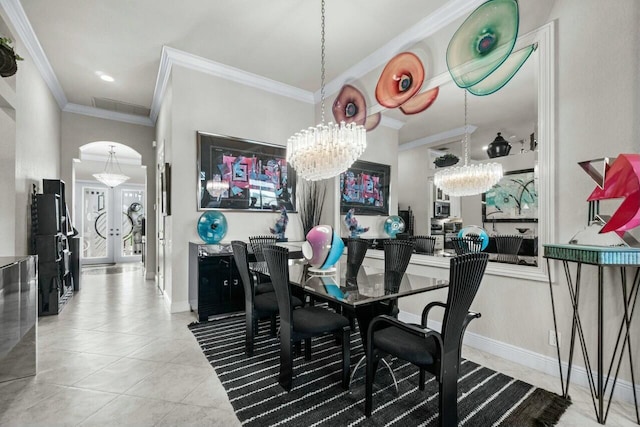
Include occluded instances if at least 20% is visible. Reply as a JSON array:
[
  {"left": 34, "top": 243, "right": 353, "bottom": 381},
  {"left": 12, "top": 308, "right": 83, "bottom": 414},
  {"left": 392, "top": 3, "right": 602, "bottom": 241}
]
[
  {"left": 286, "top": 0, "right": 366, "bottom": 181},
  {"left": 433, "top": 90, "right": 502, "bottom": 197}
]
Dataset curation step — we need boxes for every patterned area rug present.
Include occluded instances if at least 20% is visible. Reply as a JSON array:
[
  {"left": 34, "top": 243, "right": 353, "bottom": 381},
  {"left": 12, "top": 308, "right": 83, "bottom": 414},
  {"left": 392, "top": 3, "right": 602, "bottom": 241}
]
[{"left": 189, "top": 314, "right": 570, "bottom": 426}]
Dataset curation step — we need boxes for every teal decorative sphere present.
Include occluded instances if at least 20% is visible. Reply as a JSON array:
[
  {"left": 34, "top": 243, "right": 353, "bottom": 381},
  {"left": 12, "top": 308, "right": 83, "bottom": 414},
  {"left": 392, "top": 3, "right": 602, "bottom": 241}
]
[
  {"left": 197, "top": 211, "right": 228, "bottom": 244},
  {"left": 384, "top": 215, "right": 405, "bottom": 237}
]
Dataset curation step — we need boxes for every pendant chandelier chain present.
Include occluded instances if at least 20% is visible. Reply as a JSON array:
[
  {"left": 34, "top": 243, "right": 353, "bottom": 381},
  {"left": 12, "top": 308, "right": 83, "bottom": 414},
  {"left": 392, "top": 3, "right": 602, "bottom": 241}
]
[
  {"left": 319, "top": 0, "right": 326, "bottom": 125},
  {"left": 463, "top": 90, "right": 469, "bottom": 166}
]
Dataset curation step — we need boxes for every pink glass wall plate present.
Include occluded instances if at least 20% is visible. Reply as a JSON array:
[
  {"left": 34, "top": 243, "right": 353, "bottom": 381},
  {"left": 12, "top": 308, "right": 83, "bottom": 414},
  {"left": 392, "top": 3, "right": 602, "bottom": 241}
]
[
  {"left": 375, "top": 52, "right": 425, "bottom": 109},
  {"left": 332, "top": 84, "right": 367, "bottom": 126},
  {"left": 399, "top": 86, "right": 440, "bottom": 115},
  {"left": 587, "top": 154, "right": 640, "bottom": 235},
  {"left": 364, "top": 113, "right": 381, "bottom": 131}
]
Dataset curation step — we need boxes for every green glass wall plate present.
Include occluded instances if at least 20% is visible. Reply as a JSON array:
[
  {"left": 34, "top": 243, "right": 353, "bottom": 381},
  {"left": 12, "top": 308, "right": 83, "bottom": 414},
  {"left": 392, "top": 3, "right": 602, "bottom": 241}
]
[
  {"left": 467, "top": 43, "right": 537, "bottom": 96},
  {"left": 447, "top": 0, "right": 519, "bottom": 89}
]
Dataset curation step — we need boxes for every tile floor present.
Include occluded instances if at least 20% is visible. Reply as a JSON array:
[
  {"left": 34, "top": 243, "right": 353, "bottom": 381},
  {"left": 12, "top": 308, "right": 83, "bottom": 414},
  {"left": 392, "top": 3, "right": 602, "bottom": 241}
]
[{"left": 0, "top": 264, "right": 637, "bottom": 426}]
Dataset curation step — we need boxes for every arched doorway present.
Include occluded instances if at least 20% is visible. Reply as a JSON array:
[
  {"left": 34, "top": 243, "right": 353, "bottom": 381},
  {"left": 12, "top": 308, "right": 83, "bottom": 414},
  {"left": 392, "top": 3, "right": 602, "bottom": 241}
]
[{"left": 74, "top": 141, "right": 146, "bottom": 265}]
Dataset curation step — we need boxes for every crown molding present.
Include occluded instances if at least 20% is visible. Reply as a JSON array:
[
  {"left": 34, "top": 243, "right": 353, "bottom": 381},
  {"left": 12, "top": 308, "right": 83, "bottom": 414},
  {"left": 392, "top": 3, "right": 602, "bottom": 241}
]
[
  {"left": 0, "top": 0, "right": 67, "bottom": 108},
  {"left": 399, "top": 125, "right": 477, "bottom": 152},
  {"left": 318, "top": 0, "right": 486, "bottom": 101},
  {"left": 63, "top": 103, "right": 154, "bottom": 127},
  {"left": 149, "top": 46, "right": 315, "bottom": 122},
  {"left": 379, "top": 115, "right": 405, "bottom": 130}
]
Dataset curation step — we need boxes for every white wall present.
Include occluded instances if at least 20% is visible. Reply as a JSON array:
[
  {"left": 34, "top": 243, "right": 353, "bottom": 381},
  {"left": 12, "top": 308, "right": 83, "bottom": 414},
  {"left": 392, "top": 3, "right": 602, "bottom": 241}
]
[
  {"left": 60, "top": 112, "right": 156, "bottom": 278},
  {"left": 0, "top": 13, "right": 62, "bottom": 256},
  {"left": 163, "top": 65, "right": 314, "bottom": 312},
  {"left": 397, "top": 0, "right": 640, "bottom": 388}
]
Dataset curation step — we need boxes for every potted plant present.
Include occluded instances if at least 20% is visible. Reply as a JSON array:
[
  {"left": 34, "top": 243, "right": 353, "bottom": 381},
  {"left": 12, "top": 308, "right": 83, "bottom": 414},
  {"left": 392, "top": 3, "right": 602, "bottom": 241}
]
[
  {"left": 434, "top": 153, "right": 459, "bottom": 168},
  {"left": 0, "top": 37, "right": 23, "bottom": 78}
]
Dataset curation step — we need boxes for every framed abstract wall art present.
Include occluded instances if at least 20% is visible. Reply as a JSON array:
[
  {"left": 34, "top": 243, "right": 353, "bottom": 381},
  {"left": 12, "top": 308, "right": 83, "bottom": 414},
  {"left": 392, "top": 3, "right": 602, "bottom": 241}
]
[
  {"left": 339, "top": 160, "right": 390, "bottom": 215},
  {"left": 482, "top": 168, "right": 538, "bottom": 222},
  {"left": 197, "top": 132, "right": 296, "bottom": 211}
]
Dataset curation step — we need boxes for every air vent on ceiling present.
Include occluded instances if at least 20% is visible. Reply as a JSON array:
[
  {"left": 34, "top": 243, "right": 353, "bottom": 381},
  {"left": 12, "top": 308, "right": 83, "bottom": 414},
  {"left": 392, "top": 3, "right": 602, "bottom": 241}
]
[{"left": 92, "top": 97, "right": 151, "bottom": 117}]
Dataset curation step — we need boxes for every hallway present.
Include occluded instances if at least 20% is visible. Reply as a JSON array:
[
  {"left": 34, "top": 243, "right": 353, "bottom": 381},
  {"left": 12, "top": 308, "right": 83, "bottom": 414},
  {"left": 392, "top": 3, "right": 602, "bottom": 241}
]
[{"left": 0, "top": 265, "right": 240, "bottom": 426}]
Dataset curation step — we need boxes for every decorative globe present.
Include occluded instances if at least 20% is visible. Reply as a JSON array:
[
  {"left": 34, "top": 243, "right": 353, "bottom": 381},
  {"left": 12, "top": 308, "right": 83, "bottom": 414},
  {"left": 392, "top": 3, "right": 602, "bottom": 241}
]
[
  {"left": 458, "top": 225, "right": 489, "bottom": 251},
  {"left": 384, "top": 215, "right": 405, "bottom": 238},
  {"left": 302, "top": 225, "right": 345, "bottom": 270},
  {"left": 197, "top": 211, "right": 228, "bottom": 244}
]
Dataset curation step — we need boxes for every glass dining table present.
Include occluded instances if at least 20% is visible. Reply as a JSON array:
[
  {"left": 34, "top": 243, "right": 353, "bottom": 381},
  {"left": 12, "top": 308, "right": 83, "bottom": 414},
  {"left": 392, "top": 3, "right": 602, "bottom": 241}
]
[{"left": 250, "top": 258, "right": 449, "bottom": 346}]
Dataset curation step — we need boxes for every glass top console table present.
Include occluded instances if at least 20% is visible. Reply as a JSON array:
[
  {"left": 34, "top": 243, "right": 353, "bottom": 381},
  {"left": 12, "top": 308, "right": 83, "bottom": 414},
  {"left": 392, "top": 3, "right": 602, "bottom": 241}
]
[{"left": 544, "top": 244, "right": 640, "bottom": 425}]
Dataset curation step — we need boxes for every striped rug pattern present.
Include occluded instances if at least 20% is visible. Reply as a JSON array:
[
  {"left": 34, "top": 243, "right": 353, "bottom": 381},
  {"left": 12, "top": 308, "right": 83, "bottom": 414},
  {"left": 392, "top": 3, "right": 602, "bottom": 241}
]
[{"left": 189, "top": 314, "right": 569, "bottom": 426}]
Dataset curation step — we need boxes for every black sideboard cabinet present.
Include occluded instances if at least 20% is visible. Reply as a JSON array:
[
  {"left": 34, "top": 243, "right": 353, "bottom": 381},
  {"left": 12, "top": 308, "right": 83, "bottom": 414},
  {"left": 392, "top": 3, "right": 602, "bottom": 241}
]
[
  {"left": 188, "top": 242, "right": 244, "bottom": 321},
  {"left": 31, "top": 179, "right": 77, "bottom": 316}
]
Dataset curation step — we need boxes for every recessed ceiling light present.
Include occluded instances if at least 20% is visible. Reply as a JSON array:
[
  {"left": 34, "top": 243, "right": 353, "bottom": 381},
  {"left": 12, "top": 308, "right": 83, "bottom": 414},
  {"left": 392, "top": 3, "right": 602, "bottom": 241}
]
[
  {"left": 100, "top": 74, "right": 114, "bottom": 82},
  {"left": 482, "top": 146, "right": 488, "bottom": 150}
]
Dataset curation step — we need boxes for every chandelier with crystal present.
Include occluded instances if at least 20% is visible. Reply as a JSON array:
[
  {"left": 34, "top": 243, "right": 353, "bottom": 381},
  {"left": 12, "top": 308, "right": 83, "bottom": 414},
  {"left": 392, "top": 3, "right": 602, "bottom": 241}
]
[
  {"left": 434, "top": 91, "right": 502, "bottom": 197},
  {"left": 286, "top": 0, "right": 366, "bottom": 181},
  {"left": 93, "top": 145, "right": 130, "bottom": 188},
  {"left": 206, "top": 174, "right": 228, "bottom": 198}
]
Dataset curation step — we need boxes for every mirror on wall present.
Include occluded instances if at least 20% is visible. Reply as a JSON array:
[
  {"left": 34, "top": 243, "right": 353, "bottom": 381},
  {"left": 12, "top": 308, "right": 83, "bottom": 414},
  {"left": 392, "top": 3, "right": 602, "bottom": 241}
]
[{"left": 394, "top": 23, "right": 554, "bottom": 276}]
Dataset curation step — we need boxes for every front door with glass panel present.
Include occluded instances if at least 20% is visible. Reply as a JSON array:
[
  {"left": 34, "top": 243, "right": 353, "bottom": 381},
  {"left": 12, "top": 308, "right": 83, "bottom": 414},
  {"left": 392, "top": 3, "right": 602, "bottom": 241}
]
[{"left": 79, "top": 183, "right": 145, "bottom": 265}]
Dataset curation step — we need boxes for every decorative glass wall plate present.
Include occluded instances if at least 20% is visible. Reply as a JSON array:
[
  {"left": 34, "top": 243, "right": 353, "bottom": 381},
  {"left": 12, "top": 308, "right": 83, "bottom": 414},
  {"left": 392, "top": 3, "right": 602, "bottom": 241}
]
[
  {"left": 467, "top": 44, "right": 537, "bottom": 96},
  {"left": 375, "top": 52, "right": 425, "bottom": 109},
  {"left": 384, "top": 215, "right": 405, "bottom": 237},
  {"left": 446, "top": 0, "right": 519, "bottom": 89},
  {"left": 364, "top": 113, "right": 381, "bottom": 131},
  {"left": 332, "top": 84, "right": 367, "bottom": 126},
  {"left": 197, "top": 211, "right": 228, "bottom": 244},
  {"left": 458, "top": 225, "right": 489, "bottom": 250},
  {"left": 399, "top": 86, "right": 440, "bottom": 115}
]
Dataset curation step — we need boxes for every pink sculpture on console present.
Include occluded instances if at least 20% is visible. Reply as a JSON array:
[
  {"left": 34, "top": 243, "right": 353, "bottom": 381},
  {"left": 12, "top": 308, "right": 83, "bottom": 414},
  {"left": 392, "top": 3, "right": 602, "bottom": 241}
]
[{"left": 587, "top": 154, "right": 640, "bottom": 236}]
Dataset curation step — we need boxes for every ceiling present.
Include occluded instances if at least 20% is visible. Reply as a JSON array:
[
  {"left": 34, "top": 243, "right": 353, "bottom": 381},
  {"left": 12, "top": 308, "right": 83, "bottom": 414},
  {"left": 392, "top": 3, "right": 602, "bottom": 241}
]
[{"left": 9, "top": 0, "right": 555, "bottom": 158}]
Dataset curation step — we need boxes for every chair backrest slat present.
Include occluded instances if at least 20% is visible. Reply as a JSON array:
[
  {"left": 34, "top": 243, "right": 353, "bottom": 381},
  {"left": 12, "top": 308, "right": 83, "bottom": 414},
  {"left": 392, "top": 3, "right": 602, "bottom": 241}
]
[
  {"left": 441, "top": 253, "right": 488, "bottom": 354},
  {"left": 383, "top": 240, "right": 415, "bottom": 293},
  {"left": 451, "top": 236, "right": 483, "bottom": 255},
  {"left": 412, "top": 235, "right": 436, "bottom": 255},
  {"left": 346, "top": 238, "right": 369, "bottom": 280},
  {"left": 249, "top": 235, "right": 277, "bottom": 262},
  {"left": 263, "top": 245, "right": 293, "bottom": 326},
  {"left": 231, "top": 241, "right": 254, "bottom": 303},
  {"left": 495, "top": 235, "right": 523, "bottom": 255}
]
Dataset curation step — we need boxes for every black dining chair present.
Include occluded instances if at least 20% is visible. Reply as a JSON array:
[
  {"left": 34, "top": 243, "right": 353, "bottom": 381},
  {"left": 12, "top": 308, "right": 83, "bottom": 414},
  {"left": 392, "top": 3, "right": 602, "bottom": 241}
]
[
  {"left": 413, "top": 235, "right": 436, "bottom": 255},
  {"left": 365, "top": 253, "right": 489, "bottom": 426},
  {"left": 263, "top": 245, "right": 351, "bottom": 391},
  {"left": 382, "top": 239, "right": 416, "bottom": 317},
  {"left": 495, "top": 234, "right": 523, "bottom": 255},
  {"left": 231, "top": 241, "right": 302, "bottom": 356},
  {"left": 451, "top": 235, "right": 483, "bottom": 255},
  {"left": 346, "top": 238, "right": 370, "bottom": 282},
  {"left": 249, "top": 235, "right": 277, "bottom": 293},
  {"left": 495, "top": 234, "right": 524, "bottom": 264}
]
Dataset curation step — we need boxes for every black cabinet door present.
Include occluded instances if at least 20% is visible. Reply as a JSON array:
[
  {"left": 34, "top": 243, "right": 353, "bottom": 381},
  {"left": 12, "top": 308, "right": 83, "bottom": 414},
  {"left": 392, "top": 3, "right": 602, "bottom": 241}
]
[
  {"left": 195, "top": 254, "right": 246, "bottom": 321},
  {"left": 197, "top": 256, "right": 226, "bottom": 321}
]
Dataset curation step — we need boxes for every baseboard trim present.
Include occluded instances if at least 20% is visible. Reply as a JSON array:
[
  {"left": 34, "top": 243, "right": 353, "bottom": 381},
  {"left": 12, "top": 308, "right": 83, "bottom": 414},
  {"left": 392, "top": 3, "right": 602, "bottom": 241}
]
[{"left": 398, "top": 311, "right": 640, "bottom": 404}]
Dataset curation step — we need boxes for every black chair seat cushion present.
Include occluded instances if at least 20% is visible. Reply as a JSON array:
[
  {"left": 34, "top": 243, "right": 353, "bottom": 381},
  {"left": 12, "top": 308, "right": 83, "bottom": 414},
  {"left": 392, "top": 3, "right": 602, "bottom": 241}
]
[
  {"left": 255, "top": 292, "right": 302, "bottom": 314},
  {"left": 255, "top": 282, "right": 274, "bottom": 294},
  {"left": 292, "top": 306, "right": 349, "bottom": 336},
  {"left": 373, "top": 325, "right": 437, "bottom": 367}
]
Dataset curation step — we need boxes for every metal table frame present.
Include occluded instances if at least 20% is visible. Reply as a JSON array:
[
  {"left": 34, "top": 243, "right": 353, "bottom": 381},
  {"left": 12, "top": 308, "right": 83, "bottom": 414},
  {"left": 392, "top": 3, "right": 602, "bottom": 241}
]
[{"left": 544, "top": 244, "right": 640, "bottom": 424}]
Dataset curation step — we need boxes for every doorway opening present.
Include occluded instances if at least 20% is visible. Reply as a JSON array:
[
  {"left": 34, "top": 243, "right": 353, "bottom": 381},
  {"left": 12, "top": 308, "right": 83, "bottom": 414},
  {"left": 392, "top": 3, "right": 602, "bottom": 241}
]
[{"left": 73, "top": 141, "right": 146, "bottom": 267}]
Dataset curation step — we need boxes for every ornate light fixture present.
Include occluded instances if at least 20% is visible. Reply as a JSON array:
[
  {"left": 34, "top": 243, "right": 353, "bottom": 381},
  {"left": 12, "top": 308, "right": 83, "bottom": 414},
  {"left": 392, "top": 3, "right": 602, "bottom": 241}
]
[
  {"left": 286, "top": 0, "right": 366, "bottom": 181},
  {"left": 434, "top": 91, "right": 502, "bottom": 197},
  {"left": 92, "top": 145, "right": 130, "bottom": 188},
  {"left": 206, "top": 174, "right": 228, "bottom": 198}
]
